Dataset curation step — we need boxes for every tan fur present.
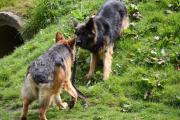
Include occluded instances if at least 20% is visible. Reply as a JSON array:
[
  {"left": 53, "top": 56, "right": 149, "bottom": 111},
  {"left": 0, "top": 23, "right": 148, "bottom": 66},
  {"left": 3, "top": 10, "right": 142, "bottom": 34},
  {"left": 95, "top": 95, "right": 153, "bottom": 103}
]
[
  {"left": 122, "top": 16, "right": 129, "bottom": 30},
  {"left": 103, "top": 44, "right": 113, "bottom": 80},
  {"left": 86, "top": 54, "right": 98, "bottom": 79},
  {"left": 56, "top": 32, "right": 65, "bottom": 42},
  {"left": 120, "top": 16, "right": 129, "bottom": 34},
  {"left": 86, "top": 38, "right": 114, "bottom": 80}
]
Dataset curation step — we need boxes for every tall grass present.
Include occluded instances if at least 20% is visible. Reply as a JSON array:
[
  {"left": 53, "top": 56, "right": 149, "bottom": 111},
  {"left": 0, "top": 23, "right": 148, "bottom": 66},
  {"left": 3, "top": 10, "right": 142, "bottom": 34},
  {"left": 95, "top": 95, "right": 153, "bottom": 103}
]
[
  {"left": 0, "top": 0, "right": 14, "bottom": 8},
  {"left": 22, "top": 0, "right": 82, "bottom": 39}
]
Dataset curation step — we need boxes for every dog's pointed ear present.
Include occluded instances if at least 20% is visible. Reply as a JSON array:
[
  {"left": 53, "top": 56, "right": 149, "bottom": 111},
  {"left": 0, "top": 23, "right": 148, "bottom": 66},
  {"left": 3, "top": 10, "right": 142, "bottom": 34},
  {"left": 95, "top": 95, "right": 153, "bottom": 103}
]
[
  {"left": 56, "top": 32, "right": 64, "bottom": 42},
  {"left": 86, "top": 17, "right": 95, "bottom": 33},
  {"left": 67, "top": 38, "right": 76, "bottom": 49}
]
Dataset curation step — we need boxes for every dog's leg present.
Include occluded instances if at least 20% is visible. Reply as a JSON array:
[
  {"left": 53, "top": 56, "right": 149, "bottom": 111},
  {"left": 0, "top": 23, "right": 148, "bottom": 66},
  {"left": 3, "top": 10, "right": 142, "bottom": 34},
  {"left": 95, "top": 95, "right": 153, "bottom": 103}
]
[
  {"left": 54, "top": 93, "right": 68, "bottom": 109},
  {"left": 120, "top": 16, "right": 129, "bottom": 35},
  {"left": 103, "top": 44, "right": 114, "bottom": 80},
  {"left": 21, "top": 75, "right": 36, "bottom": 120},
  {"left": 21, "top": 98, "right": 34, "bottom": 120},
  {"left": 86, "top": 53, "right": 98, "bottom": 79},
  {"left": 64, "top": 81, "right": 78, "bottom": 109},
  {"left": 39, "top": 89, "right": 52, "bottom": 120}
]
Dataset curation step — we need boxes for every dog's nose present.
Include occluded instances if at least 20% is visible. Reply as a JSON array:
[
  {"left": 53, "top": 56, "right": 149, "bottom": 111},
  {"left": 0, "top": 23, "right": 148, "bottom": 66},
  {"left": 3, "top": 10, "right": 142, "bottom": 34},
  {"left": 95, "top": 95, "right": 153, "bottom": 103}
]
[{"left": 76, "top": 40, "right": 81, "bottom": 45}]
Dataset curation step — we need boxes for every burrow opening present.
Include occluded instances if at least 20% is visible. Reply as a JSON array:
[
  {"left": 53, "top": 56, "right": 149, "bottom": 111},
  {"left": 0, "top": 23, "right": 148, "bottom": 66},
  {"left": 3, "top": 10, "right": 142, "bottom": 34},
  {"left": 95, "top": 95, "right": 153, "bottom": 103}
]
[{"left": 0, "top": 25, "right": 24, "bottom": 58}]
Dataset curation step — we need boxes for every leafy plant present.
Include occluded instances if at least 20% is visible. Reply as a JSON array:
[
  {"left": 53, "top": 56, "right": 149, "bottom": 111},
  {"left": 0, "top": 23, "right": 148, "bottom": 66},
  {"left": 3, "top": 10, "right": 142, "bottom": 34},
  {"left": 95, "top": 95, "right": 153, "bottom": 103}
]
[{"left": 22, "top": 0, "right": 79, "bottom": 39}]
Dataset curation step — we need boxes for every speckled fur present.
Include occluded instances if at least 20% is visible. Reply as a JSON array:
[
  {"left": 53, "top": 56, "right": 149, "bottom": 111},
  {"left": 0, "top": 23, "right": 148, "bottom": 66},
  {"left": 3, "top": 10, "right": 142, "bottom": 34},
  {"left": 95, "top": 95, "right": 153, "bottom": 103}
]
[{"left": 28, "top": 44, "right": 71, "bottom": 84}]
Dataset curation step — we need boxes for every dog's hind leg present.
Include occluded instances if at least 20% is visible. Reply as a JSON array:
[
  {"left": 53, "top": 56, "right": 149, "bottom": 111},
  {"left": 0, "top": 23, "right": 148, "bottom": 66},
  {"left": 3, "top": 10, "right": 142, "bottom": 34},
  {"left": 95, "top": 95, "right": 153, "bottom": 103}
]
[
  {"left": 103, "top": 44, "right": 114, "bottom": 80},
  {"left": 86, "top": 53, "right": 98, "bottom": 79},
  {"left": 21, "top": 98, "right": 34, "bottom": 120},
  {"left": 21, "top": 75, "right": 36, "bottom": 120},
  {"left": 39, "top": 88, "right": 53, "bottom": 120}
]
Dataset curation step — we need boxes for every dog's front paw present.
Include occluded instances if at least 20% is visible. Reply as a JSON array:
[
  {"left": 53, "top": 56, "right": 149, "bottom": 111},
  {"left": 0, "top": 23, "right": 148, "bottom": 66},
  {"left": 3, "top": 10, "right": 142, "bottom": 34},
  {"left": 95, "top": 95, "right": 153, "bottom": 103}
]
[
  {"left": 60, "top": 102, "right": 68, "bottom": 110},
  {"left": 68, "top": 100, "right": 76, "bottom": 109}
]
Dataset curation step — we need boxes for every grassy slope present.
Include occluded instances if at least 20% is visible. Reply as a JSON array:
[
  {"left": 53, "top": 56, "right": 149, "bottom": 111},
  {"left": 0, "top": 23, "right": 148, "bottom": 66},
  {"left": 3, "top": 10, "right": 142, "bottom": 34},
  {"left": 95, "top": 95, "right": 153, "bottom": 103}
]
[
  {"left": 0, "top": 0, "right": 34, "bottom": 17},
  {"left": 0, "top": 0, "right": 179, "bottom": 119}
]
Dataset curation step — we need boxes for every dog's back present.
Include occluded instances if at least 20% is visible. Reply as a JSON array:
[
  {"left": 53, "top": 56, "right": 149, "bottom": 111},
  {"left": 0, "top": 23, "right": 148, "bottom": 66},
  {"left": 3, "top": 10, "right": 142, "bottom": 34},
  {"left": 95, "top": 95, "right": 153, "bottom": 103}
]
[
  {"left": 96, "top": 0, "right": 128, "bottom": 41},
  {"left": 98, "top": 0, "right": 127, "bottom": 22},
  {"left": 29, "top": 44, "right": 71, "bottom": 85}
]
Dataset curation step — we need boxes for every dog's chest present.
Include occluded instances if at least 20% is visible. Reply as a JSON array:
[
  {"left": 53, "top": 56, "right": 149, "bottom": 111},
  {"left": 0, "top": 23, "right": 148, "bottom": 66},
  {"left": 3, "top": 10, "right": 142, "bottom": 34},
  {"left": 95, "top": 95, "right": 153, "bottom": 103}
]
[{"left": 98, "top": 46, "right": 106, "bottom": 59}]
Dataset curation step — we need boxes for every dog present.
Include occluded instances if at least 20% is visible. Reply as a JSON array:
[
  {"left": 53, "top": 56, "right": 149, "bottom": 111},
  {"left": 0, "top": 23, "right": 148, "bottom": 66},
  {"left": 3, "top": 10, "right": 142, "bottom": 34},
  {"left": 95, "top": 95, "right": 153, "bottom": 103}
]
[
  {"left": 75, "top": 0, "right": 129, "bottom": 80},
  {"left": 21, "top": 32, "right": 78, "bottom": 120}
]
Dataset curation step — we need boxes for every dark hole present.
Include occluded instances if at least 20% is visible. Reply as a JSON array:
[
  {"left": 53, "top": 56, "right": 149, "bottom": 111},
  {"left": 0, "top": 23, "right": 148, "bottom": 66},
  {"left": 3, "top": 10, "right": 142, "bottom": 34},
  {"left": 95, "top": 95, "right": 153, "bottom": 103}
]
[{"left": 0, "top": 25, "right": 24, "bottom": 58}]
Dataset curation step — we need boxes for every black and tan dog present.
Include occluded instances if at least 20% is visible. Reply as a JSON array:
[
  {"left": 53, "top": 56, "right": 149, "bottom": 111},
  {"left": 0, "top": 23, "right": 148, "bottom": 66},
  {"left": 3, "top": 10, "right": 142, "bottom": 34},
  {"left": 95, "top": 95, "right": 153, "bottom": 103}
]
[
  {"left": 75, "top": 0, "right": 129, "bottom": 80},
  {"left": 21, "top": 32, "right": 78, "bottom": 120}
]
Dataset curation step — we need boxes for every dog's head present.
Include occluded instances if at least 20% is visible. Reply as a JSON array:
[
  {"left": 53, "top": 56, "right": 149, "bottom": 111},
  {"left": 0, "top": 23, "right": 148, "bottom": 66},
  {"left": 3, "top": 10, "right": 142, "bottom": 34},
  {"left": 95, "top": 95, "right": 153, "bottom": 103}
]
[
  {"left": 56, "top": 32, "right": 75, "bottom": 49},
  {"left": 56, "top": 32, "right": 76, "bottom": 61},
  {"left": 74, "top": 18, "right": 97, "bottom": 51}
]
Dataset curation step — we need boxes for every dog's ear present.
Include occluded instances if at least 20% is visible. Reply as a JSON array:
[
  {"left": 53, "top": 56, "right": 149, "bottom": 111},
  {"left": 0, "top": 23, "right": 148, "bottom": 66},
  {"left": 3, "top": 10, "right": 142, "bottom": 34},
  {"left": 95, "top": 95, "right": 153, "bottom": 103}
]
[
  {"left": 67, "top": 38, "right": 75, "bottom": 49},
  {"left": 56, "top": 32, "right": 65, "bottom": 42},
  {"left": 86, "top": 17, "right": 95, "bottom": 33}
]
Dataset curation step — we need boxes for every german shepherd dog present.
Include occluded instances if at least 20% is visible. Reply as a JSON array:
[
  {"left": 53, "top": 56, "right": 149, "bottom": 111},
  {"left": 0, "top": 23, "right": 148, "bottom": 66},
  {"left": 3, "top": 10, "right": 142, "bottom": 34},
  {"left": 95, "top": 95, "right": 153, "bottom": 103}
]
[
  {"left": 75, "top": 0, "right": 129, "bottom": 80},
  {"left": 21, "top": 32, "right": 78, "bottom": 120}
]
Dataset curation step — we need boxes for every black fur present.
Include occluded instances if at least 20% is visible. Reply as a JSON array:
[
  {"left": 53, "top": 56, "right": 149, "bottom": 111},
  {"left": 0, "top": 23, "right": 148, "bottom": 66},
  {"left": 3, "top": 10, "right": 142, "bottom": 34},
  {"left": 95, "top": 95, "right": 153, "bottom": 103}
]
[
  {"left": 28, "top": 44, "right": 71, "bottom": 84},
  {"left": 75, "top": 0, "right": 128, "bottom": 53},
  {"left": 68, "top": 99, "right": 75, "bottom": 109}
]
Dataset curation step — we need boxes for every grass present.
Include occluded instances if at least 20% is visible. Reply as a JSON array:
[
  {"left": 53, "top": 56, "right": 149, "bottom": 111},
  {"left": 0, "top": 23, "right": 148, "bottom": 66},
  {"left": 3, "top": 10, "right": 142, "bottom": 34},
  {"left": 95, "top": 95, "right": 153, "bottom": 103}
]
[
  {"left": 22, "top": 0, "right": 102, "bottom": 39},
  {"left": 0, "top": 0, "right": 34, "bottom": 17},
  {"left": 0, "top": 0, "right": 179, "bottom": 120}
]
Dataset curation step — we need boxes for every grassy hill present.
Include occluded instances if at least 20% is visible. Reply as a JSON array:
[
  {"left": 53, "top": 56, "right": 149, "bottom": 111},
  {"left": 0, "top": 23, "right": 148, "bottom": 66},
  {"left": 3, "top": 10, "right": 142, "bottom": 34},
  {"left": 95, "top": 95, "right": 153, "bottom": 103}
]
[
  {"left": 0, "top": 0, "right": 179, "bottom": 119},
  {"left": 0, "top": 0, "right": 34, "bottom": 17}
]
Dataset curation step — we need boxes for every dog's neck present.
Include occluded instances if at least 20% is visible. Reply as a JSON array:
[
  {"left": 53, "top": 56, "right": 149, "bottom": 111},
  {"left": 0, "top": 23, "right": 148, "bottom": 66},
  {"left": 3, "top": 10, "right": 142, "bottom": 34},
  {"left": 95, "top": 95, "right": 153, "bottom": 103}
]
[
  {"left": 57, "top": 38, "right": 76, "bottom": 62},
  {"left": 65, "top": 41, "right": 76, "bottom": 63},
  {"left": 88, "top": 17, "right": 110, "bottom": 53}
]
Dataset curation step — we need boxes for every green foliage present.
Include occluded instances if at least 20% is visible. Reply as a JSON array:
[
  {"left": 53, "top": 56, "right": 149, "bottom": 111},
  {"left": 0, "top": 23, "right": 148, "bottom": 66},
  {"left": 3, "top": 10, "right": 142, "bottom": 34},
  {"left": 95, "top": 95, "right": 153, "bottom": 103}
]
[
  {"left": 22, "top": 0, "right": 80, "bottom": 39},
  {"left": 0, "top": 0, "right": 14, "bottom": 8},
  {"left": 22, "top": 0, "right": 60, "bottom": 39}
]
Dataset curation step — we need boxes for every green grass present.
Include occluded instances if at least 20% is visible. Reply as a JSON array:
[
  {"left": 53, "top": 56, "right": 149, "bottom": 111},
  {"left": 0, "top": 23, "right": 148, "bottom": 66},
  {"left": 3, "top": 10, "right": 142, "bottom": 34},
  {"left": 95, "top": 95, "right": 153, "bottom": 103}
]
[
  {"left": 0, "top": 0, "right": 179, "bottom": 120},
  {"left": 0, "top": 0, "right": 15, "bottom": 8},
  {"left": 0, "top": 0, "right": 34, "bottom": 17}
]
